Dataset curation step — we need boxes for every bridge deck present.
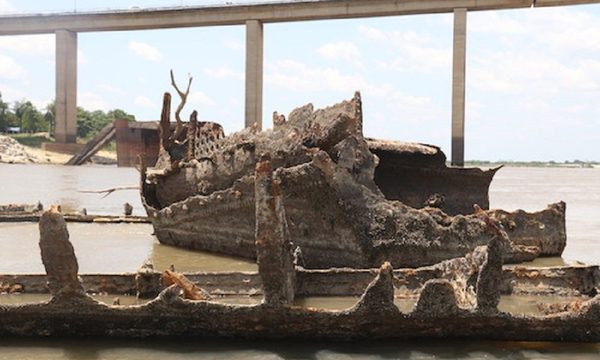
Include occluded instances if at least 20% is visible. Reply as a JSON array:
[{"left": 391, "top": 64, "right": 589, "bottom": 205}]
[{"left": 0, "top": 0, "right": 598, "bottom": 35}]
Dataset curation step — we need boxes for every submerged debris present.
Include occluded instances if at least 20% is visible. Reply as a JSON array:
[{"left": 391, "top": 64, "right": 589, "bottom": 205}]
[
  {"left": 38, "top": 206, "right": 85, "bottom": 298},
  {"left": 123, "top": 202, "right": 133, "bottom": 216}
]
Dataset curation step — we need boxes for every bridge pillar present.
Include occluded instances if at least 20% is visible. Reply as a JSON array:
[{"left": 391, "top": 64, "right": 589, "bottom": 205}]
[
  {"left": 55, "top": 29, "right": 78, "bottom": 144},
  {"left": 451, "top": 8, "right": 467, "bottom": 167},
  {"left": 245, "top": 20, "right": 263, "bottom": 131}
]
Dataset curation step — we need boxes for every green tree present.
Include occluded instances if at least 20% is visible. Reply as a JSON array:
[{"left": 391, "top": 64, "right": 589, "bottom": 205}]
[
  {"left": 13, "top": 101, "right": 48, "bottom": 133},
  {"left": 4, "top": 112, "right": 19, "bottom": 129},
  {"left": 107, "top": 109, "right": 135, "bottom": 122},
  {"left": 14, "top": 100, "right": 32, "bottom": 121},
  {"left": 4, "top": 94, "right": 136, "bottom": 138},
  {"left": 44, "top": 100, "right": 55, "bottom": 136},
  {"left": 76, "top": 107, "right": 94, "bottom": 138},
  {"left": 0, "top": 92, "right": 9, "bottom": 131},
  {"left": 21, "top": 107, "right": 48, "bottom": 132},
  {"left": 77, "top": 107, "right": 135, "bottom": 138}
]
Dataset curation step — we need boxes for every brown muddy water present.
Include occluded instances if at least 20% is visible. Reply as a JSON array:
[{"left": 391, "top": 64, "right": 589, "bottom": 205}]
[{"left": 0, "top": 163, "right": 598, "bottom": 358}]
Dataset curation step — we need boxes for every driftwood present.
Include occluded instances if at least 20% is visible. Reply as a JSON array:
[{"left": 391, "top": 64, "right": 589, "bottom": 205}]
[{"left": 161, "top": 270, "right": 211, "bottom": 301}]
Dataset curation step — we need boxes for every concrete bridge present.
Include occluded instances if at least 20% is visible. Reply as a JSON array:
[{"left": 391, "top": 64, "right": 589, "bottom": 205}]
[{"left": 0, "top": 0, "right": 597, "bottom": 165}]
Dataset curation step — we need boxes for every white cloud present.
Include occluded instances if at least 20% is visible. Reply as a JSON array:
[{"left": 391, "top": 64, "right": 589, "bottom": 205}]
[
  {"left": 98, "top": 83, "right": 126, "bottom": 96},
  {"left": 318, "top": 41, "right": 363, "bottom": 67},
  {"left": 0, "top": 35, "right": 85, "bottom": 67},
  {"left": 358, "top": 25, "right": 386, "bottom": 41},
  {"left": 359, "top": 25, "right": 451, "bottom": 73},
  {"left": 0, "top": 84, "right": 50, "bottom": 111},
  {"left": 0, "top": 55, "right": 27, "bottom": 80},
  {"left": 0, "top": 35, "right": 54, "bottom": 58},
  {"left": 0, "top": 83, "right": 26, "bottom": 101},
  {"left": 385, "top": 91, "right": 438, "bottom": 122},
  {"left": 470, "top": 11, "right": 526, "bottom": 34},
  {"left": 224, "top": 40, "right": 242, "bottom": 51},
  {"left": 470, "top": 8, "right": 600, "bottom": 53},
  {"left": 30, "top": 98, "right": 52, "bottom": 111},
  {"left": 189, "top": 91, "right": 215, "bottom": 106},
  {"left": 266, "top": 59, "right": 387, "bottom": 95},
  {"left": 469, "top": 51, "right": 600, "bottom": 96},
  {"left": 134, "top": 95, "right": 156, "bottom": 109},
  {"left": 78, "top": 50, "right": 88, "bottom": 65},
  {"left": 128, "top": 41, "right": 162, "bottom": 62},
  {"left": 468, "top": 58, "right": 518, "bottom": 94},
  {"left": 365, "top": 90, "right": 443, "bottom": 141},
  {"left": 464, "top": 7, "right": 600, "bottom": 123},
  {"left": 79, "top": 92, "right": 110, "bottom": 111},
  {"left": 204, "top": 66, "right": 244, "bottom": 80},
  {"left": 0, "top": 0, "right": 16, "bottom": 14}
]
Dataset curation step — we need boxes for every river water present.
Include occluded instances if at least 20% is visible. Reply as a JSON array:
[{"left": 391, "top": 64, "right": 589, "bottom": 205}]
[{"left": 0, "top": 163, "right": 598, "bottom": 358}]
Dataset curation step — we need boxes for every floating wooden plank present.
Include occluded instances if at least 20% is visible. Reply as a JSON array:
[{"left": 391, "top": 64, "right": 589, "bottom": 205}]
[{"left": 0, "top": 213, "right": 150, "bottom": 224}]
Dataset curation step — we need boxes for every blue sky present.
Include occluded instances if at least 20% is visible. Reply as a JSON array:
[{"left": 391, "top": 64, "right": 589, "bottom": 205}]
[{"left": 1, "top": 0, "right": 600, "bottom": 161}]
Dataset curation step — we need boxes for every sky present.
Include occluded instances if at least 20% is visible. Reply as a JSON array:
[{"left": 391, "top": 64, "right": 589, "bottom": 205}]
[{"left": 1, "top": 0, "right": 600, "bottom": 161}]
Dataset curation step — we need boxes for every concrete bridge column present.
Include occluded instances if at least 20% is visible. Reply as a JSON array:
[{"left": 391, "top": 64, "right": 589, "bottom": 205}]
[
  {"left": 451, "top": 8, "right": 467, "bottom": 167},
  {"left": 245, "top": 20, "right": 263, "bottom": 130},
  {"left": 55, "top": 29, "right": 78, "bottom": 144}
]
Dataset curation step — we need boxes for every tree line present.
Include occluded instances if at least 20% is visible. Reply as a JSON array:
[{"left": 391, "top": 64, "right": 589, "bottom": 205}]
[{"left": 0, "top": 92, "right": 135, "bottom": 139}]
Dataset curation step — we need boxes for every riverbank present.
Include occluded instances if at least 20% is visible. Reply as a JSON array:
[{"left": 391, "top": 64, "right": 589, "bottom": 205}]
[{"left": 0, "top": 134, "right": 116, "bottom": 165}]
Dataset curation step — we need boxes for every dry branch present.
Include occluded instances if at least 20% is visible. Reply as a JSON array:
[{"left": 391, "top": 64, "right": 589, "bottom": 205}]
[
  {"left": 79, "top": 186, "right": 140, "bottom": 199},
  {"left": 170, "top": 69, "right": 193, "bottom": 140}
]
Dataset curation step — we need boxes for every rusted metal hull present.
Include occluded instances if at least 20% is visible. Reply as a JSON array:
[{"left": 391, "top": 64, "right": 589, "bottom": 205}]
[
  {"left": 1, "top": 264, "right": 597, "bottom": 298},
  {"left": 368, "top": 139, "right": 500, "bottom": 216},
  {"left": 0, "top": 298, "right": 598, "bottom": 342},
  {"left": 7, "top": 205, "right": 593, "bottom": 343},
  {"left": 141, "top": 94, "right": 567, "bottom": 269},
  {"left": 146, "top": 177, "right": 566, "bottom": 269}
]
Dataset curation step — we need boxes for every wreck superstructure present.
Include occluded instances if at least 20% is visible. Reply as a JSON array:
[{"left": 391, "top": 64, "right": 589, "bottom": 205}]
[{"left": 141, "top": 93, "right": 566, "bottom": 269}]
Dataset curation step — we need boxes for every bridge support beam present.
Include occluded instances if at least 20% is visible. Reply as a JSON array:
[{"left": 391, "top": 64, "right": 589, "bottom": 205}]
[
  {"left": 55, "top": 29, "right": 78, "bottom": 144},
  {"left": 245, "top": 19, "right": 263, "bottom": 131},
  {"left": 451, "top": 8, "right": 467, "bottom": 167}
]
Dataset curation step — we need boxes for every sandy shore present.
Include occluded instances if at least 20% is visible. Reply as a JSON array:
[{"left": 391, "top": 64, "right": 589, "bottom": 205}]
[{"left": 0, "top": 135, "right": 116, "bottom": 165}]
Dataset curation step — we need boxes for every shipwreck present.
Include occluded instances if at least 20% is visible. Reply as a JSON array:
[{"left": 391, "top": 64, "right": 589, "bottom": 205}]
[
  {"left": 0, "top": 169, "right": 597, "bottom": 341},
  {"left": 1, "top": 73, "right": 597, "bottom": 344},
  {"left": 141, "top": 92, "right": 566, "bottom": 269}
]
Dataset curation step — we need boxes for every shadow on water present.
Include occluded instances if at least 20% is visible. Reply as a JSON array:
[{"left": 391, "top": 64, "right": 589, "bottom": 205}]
[{"left": 0, "top": 338, "right": 598, "bottom": 360}]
